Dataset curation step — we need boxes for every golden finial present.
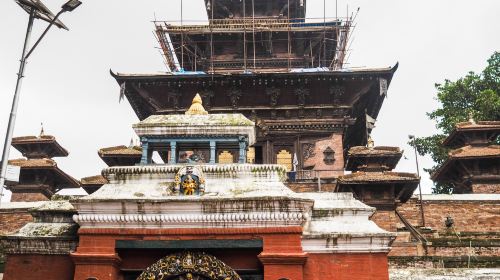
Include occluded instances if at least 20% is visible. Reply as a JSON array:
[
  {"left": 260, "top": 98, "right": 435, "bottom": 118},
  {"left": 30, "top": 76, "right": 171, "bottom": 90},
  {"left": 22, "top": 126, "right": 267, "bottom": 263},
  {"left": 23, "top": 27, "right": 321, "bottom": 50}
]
[
  {"left": 185, "top": 93, "right": 208, "bottom": 115},
  {"left": 39, "top": 122, "right": 45, "bottom": 137},
  {"left": 367, "top": 135, "right": 374, "bottom": 148}
]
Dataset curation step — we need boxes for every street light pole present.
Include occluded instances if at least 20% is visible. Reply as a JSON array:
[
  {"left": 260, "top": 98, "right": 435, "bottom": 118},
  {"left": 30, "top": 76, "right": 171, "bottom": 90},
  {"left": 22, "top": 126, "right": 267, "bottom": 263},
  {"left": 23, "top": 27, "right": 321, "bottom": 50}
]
[
  {"left": 0, "top": 0, "right": 81, "bottom": 206},
  {"left": 0, "top": 7, "right": 36, "bottom": 205},
  {"left": 409, "top": 135, "right": 426, "bottom": 227}
]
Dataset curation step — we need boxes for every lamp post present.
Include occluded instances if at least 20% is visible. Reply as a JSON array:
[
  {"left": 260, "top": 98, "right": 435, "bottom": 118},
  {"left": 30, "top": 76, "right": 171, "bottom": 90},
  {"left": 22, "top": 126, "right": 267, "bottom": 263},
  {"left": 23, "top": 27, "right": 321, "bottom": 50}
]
[
  {"left": 0, "top": 0, "right": 82, "bottom": 206},
  {"left": 409, "top": 135, "right": 426, "bottom": 227}
]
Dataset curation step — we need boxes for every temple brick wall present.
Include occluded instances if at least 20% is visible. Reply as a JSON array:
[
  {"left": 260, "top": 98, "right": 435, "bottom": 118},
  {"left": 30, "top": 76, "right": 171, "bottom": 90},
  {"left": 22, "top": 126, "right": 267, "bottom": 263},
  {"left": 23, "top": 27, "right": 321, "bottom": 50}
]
[
  {"left": 10, "top": 193, "right": 49, "bottom": 202},
  {"left": 302, "top": 134, "right": 344, "bottom": 176},
  {"left": 395, "top": 196, "right": 500, "bottom": 233},
  {"left": 303, "top": 253, "right": 390, "bottom": 280},
  {"left": 0, "top": 209, "right": 33, "bottom": 235},
  {"left": 287, "top": 183, "right": 336, "bottom": 193},
  {"left": 371, "top": 210, "right": 398, "bottom": 232},
  {"left": 472, "top": 183, "right": 500, "bottom": 194},
  {"left": 2, "top": 254, "right": 74, "bottom": 280},
  {"left": 387, "top": 195, "right": 500, "bottom": 268}
]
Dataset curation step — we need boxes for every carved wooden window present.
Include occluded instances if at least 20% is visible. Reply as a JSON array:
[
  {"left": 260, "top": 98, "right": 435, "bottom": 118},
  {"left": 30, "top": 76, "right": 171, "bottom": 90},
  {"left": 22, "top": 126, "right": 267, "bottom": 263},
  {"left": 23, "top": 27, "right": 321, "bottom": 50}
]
[
  {"left": 247, "top": 147, "right": 255, "bottom": 163},
  {"left": 323, "top": 146, "right": 335, "bottom": 165},
  {"left": 276, "top": 149, "right": 292, "bottom": 171},
  {"left": 218, "top": 151, "right": 234, "bottom": 164}
]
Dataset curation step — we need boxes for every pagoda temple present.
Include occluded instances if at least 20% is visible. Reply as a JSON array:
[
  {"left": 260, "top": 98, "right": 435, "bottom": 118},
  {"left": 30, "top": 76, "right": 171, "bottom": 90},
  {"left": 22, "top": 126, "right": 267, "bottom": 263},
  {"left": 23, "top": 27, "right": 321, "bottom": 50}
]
[
  {"left": 432, "top": 120, "right": 500, "bottom": 194},
  {"left": 5, "top": 134, "right": 80, "bottom": 202},
  {"left": 336, "top": 142, "right": 419, "bottom": 231},
  {"left": 80, "top": 144, "right": 143, "bottom": 194},
  {"left": 113, "top": 0, "right": 397, "bottom": 180},
  {"left": 1, "top": 96, "right": 395, "bottom": 280}
]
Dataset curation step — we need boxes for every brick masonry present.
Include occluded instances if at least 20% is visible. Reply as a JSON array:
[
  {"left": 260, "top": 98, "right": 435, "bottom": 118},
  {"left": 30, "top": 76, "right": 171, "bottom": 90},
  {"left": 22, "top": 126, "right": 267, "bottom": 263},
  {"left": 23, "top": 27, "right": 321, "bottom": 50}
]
[
  {"left": 0, "top": 210, "right": 33, "bottom": 236},
  {"left": 10, "top": 192, "right": 49, "bottom": 202},
  {"left": 386, "top": 196, "right": 500, "bottom": 268},
  {"left": 3, "top": 254, "right": 74, "bottom": 280},
  {"left": 303, "top": 253, "right": 390, "bottom": 280},
  {"left": 302, "top": 134, "right": 344, "bottom": 176},
  {"left": 472, "top": 183, "right": 500, "bottom": 194},
  {"left": 287, "top": 183, "right": 336, "bottom": 193},
  {"left": 395, "top": 197, "right": 500, "bottom": 233},
  {"left": 371, "top": 210, "right": 398, "bottom": 232}
]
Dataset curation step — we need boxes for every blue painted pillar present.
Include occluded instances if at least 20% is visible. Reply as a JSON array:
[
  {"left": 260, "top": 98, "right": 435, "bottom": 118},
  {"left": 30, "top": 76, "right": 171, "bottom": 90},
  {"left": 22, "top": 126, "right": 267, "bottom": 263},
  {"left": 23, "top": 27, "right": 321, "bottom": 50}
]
[
  {"left": 209, "top": 141, "right": 216, "bottom": 164},
  {"left": 169, "top": 141, "right": 177, "bottom": 164},
  {"left": 238, "top": 138, "right": 247, "bottom": 163},
  {"left": 140, "top": 141, "right": 149, "bottom": 165}
]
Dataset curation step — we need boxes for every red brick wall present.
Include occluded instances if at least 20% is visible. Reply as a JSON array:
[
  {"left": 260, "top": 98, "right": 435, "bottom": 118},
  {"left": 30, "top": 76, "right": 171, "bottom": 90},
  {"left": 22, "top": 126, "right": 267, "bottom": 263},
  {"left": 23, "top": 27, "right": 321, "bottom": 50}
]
[
  {"left": 302, "top": 134, "right": 344, "bottom": 176},
  {"left": 388, "top": 196, "right": 500, "bottom": 265},
  {"left": 71, "top": 227, "right": 392, "bottom": 280},
  {"left": 303, "top": 253, "right": 390, "bottom": 280},
  {"left": 287, "top": 183, "right": 336, "bottom": 193},
  {"left": 472, "top": 183, "right": 500, "bottom": 194},
  {"left": 396, "top": 197, "right": 500, "bottom": 233},
  {"left": 0, "top": 210, "right": 33, "bottom": 235},
  {"left": 3, "top": 254, "right": 74, "bottom": 280},
  {"left": 10, "top": 192, "right": 49, "bottom": 202},
  {"left": 371, "top": 210, "right": 397, "bottom": 232}
]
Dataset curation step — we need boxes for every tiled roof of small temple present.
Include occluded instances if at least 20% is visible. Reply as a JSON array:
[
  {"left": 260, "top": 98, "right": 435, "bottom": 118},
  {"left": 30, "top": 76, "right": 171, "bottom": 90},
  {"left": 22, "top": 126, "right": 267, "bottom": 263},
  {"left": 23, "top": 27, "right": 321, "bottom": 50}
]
[
  {"left": 81, "top": 175, "right": 108, "bottom": 185},
  {"left": 345, "top": 146, "right": 403, "bottom": 172},
  {"left": 98, "top": 145, "right": 142, "bottom": 156},
  {"left": 338, "top": 171, "right": 419, "bottom": 183},
  {"left": 7, "top": 158, "right": 80, "bottom": 188},
  {"left": 8, "top": 158, "right": 57, "bottom": 168},
  {"left": 443, "top": 120, "right": 500, "bottom": 148},
  {"left": 448, "top": 145, "right": 500, "bottom": 158},
  {"left": 12, "top": 135, "right": 68, "bottom": 158}
]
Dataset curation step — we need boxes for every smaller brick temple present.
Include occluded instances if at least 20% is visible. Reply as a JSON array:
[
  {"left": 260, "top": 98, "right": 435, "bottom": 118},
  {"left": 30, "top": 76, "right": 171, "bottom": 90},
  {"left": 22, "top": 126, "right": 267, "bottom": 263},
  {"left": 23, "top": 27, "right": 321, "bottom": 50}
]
[
  {"left": 432, "top": 120, "right": 500, "bottom": 194},
  {"left": 1, "top": 95, "right": 395, "bottom": 280},
  {"left": 336, "top": 141, "right": 419, "bottom": 232},
  {"left": 5, "top": 134, "right": 80, "bottom": 202}
]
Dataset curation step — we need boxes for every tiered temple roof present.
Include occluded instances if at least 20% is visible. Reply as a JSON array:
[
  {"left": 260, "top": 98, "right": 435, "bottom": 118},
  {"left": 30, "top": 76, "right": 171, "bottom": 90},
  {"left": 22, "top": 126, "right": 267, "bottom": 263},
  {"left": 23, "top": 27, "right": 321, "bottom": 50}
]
[
  {"left": 98, "top": 145, "right": 142, "bottom": 167},
  {"left": 6, "top": 135, "right": 80, "bottom": 201},
  {"left": 80, "top": 175, "right": 108, "bottom": 195},
  {"left": 432, "top": 120, "right": 500, "bottom": 194},
  {"left": 337, "top": 144, "right": 419, "bottom": 208},
  {"left": 112, "top": 65, "right": 397, "bottom": 154},
  {"left": 79, "top": 145, "right": 141, "bottom": 195},
  {"left": 11, "top": 135, "right": 68, "bottom": 159}
]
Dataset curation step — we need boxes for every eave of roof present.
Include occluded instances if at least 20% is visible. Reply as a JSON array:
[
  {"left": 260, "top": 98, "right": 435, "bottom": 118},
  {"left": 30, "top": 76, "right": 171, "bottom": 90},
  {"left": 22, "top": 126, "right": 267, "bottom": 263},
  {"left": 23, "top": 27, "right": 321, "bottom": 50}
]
[
  {"left": 8, "top": 158, "right": 80, "bottom": 188},
  {"left": 8, "top": 158, "right": 57, "bottom": 168},
  {"left": 442, "top": 121, "right": 500, "bottom": 147},
  {"left": 110, "top": 63, "right": 398, "bottom": 81},
  {"left": 449, "top": 145, "right": 500, "bottom": 158},
  {"left": 81, "top": 175, "right": 108, "bottom": 185},
  {"left": 338, "top": 171, "right": 419, "bottom": 184},
  {"left": 347, "top": 146, "right": 402, "bottom": 157},
  {"left": 431, "top": 145, "right": 500, "bottom": 181},
  {"left": 98, "top": 145, "right": 142, "bottom": 157},
  {"left": 11, "top": 135, "right": 68, "bottom": 157}
]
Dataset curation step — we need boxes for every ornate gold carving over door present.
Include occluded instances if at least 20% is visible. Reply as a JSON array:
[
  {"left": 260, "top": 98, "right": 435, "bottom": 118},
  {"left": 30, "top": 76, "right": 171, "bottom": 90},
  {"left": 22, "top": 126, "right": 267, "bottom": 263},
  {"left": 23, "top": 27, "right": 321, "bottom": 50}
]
[
  {"left": 137, "top": 251, "right": 241, "bottom": 280},
  {"left": 276, "top": 149, "right": 292, "bottom": 171}
]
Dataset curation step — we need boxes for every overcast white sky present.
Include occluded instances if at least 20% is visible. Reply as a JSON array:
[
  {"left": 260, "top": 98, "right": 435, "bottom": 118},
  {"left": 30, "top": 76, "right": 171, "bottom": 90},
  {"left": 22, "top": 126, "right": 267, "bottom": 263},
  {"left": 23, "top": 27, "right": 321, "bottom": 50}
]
[{"left": 1, "top": 0, "right": 499, "bottom": 200}]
